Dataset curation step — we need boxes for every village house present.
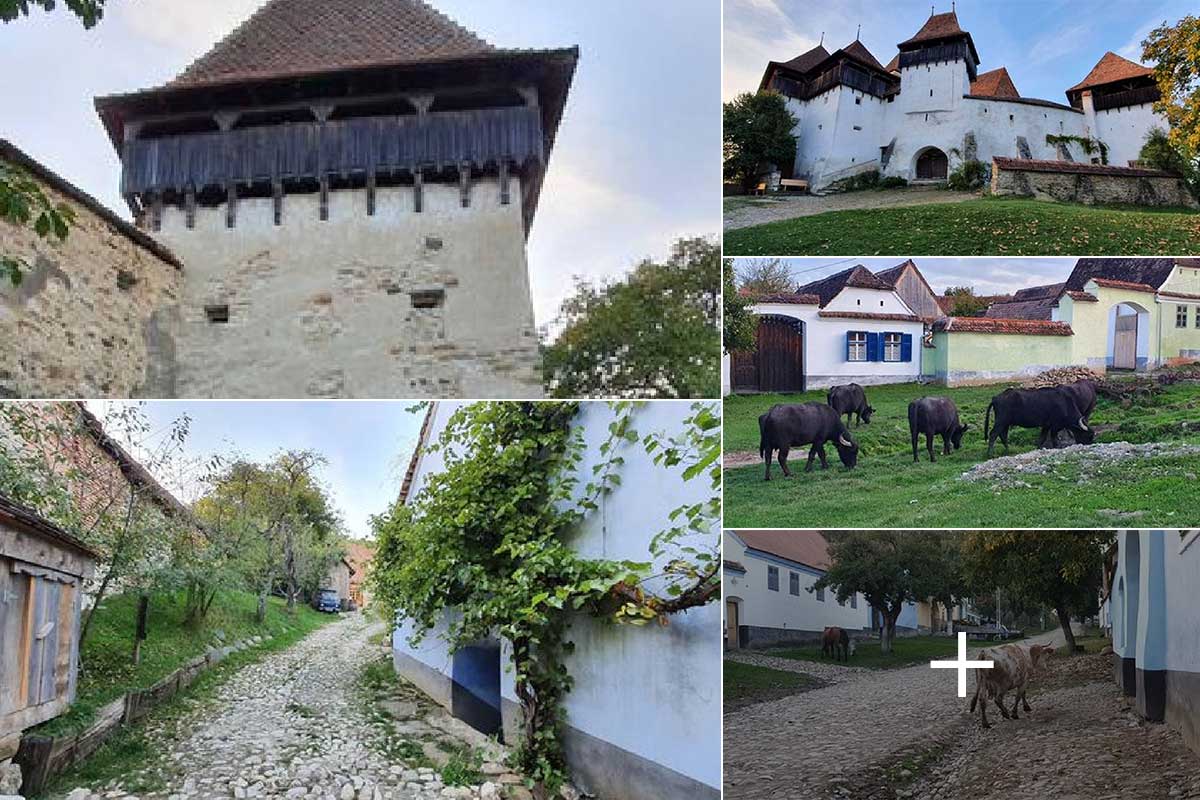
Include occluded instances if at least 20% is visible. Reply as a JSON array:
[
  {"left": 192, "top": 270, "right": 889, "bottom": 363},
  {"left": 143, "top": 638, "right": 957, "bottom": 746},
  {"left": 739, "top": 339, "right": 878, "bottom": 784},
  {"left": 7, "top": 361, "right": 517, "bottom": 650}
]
[
  {"left": 4, "top": 0, "right": 575, "bottom": 399},
  {"left": 758, "top": 8, "right": 1172, "bottom": 195},
  {"left": 723, "top": 261, "right": 935, "bottom": 393},
  {"left": 391, "top": 402, "right": 719, "bottom": 800},
  {"left": 1106, "top": 530, "right": 1200, "bottom": 756},
  {"left": 344, "top": 541, "right": 374, "bottom": 609},
  {"left": 322, "top": 557, "right": 354, "bottom": 611}
]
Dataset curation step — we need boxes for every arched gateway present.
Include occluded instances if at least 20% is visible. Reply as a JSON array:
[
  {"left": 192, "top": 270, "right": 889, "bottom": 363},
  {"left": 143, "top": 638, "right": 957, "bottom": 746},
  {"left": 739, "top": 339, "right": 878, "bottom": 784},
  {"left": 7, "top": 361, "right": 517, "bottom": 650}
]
[{"left": 915, "top": 147, "right": 949, "bottom": 180}]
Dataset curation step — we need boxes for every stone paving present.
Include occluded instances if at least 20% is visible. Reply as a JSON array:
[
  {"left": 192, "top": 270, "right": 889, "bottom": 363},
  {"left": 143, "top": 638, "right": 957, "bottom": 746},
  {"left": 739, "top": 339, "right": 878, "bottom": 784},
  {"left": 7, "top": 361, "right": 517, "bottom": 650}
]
[
  {"left": 723, "top": 187, "right": 973, "bottom": 231},
  {"left": 59, "top": 614, "right": 520, "bottom": 800},
  {"left": 724, "top": 648, "right": 1200, "bottom": 800}
]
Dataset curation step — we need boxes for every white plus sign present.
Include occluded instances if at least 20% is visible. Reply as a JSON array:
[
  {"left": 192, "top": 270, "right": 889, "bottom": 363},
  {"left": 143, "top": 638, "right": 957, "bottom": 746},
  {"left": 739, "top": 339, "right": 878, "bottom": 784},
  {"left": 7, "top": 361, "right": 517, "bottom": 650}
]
[{"left": 930, "top": 632, "right": 994, "bottom": 697}]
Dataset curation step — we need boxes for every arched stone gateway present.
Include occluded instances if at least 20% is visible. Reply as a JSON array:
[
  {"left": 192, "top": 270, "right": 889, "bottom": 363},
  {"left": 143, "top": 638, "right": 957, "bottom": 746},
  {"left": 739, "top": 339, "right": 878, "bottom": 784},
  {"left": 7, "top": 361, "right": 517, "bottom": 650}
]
[{"left": 914, "top": 147, "right": 949, "bottom": 180}]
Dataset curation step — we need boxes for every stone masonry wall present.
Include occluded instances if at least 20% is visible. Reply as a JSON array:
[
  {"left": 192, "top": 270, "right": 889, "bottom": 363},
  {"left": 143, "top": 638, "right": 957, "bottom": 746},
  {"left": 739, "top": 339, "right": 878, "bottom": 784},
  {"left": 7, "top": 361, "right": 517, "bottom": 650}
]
[
  {"left": 991, "top": 160, "right": 1199, "bottom": 208},
  {"left": 0, "top": 151, "right": 182, "bottom": 398},
  {"left": 157, "top": 178, "right": 542, "bottom": 399}
]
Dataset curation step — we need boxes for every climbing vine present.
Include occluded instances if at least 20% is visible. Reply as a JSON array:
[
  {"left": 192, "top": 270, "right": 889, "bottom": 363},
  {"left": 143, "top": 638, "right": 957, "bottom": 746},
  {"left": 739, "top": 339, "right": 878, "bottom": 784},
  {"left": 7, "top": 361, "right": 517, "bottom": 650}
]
[
  {"left": 368, "top": 401, "right": 719, "bottom": 796},
  {"left": 1046, "top": 134, "right": 1109, "bottom": 165}
]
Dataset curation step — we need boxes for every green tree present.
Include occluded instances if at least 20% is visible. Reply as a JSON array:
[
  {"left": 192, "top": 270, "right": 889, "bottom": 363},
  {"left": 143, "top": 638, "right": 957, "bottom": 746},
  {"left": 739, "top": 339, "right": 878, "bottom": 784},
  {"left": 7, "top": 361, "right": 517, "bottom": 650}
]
[
  {"left": 723, "top": 91, "right": 798, "bottom": 193},
  {"left": 542, "top": 237, "right": 720, "bottom": 399},
  {"left": 0, "top": 162, "right": 74, "bottom": 286},
  {"left": 723, "top": 259, "right": 757, "bottom": 353},
  {"left": 0, "top": 0, "right": 105, "bottom": 26},
  {"left": 738, "top": 257, "right": 794, "bottom": 296},
  {"left": 1140, "top": 127, "right": 1200, "bottom": 200},
  {"left": 1143, "top": 16, "right": 1200, "bottom": 158},
  {"left": 961, "top": 530, "right": 1111, "bottom": 652},
  {"left": 812, "top": 530, "right": 964, "bottom": 654},
  {"left": 941, "top": 286, "right": 990, "bottom": 317}
]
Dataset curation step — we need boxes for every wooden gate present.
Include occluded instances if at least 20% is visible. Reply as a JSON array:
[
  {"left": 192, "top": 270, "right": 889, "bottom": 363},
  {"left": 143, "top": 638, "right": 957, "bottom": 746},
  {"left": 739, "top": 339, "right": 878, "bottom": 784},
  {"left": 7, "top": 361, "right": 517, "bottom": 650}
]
[
  {"left": 916, "top": 148, "right": 948, "bottom": 180},
  {"left": 1114, "top": 312, "right": 1138, "bottom": 370},
  {"left": 726, "top": 601, "right": 740, "bottom": 650},
  {"left": 730, "top": 315, "right": 804, "bottom": 393}
]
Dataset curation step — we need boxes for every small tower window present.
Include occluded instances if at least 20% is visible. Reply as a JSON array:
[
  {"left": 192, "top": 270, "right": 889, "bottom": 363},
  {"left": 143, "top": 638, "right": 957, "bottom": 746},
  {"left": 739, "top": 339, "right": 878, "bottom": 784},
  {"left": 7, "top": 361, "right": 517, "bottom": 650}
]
[
  {"left": 205, "top": 305, "right": 230, "bottom": 324},
  {"left": 411, "top": 289, "right": 445, "bottom": 309},
  {"left": 855, "top": 97, "right": 862, "bottom": 105}
]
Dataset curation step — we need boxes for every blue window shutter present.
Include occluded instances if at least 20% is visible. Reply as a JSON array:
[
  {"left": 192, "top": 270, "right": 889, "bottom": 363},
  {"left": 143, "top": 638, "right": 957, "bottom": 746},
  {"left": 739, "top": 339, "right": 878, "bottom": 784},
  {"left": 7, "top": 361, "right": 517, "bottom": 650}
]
[
  {"left": 866, "top": 332, "right": 880, "bottom": 362},
  {"left": 901, "top": 333, "right": 913, "bottom": 362},
  {"left": 845, "top": 331, "right": 852, "bottom": 361}
]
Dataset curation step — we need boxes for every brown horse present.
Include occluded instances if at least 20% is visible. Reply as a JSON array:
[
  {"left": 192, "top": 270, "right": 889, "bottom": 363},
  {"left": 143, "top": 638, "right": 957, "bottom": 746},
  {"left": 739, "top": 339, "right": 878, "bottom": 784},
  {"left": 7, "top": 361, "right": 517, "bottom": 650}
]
[{"left": 821, "top": 626, "right": 850, "bottom": 662}]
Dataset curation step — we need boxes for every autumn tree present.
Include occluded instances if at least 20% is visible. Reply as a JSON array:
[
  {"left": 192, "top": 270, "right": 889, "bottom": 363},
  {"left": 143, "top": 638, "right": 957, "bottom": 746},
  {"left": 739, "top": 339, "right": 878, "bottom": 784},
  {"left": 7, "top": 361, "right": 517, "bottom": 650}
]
[
  {"left": 812, "top": 530, "right": 965, "bottom": 654},
  {"left": 723, "top": 91, "right": 798, "bottom": 193},
  {"left": 723, "top": 260, "right": 757, "bottom": 353},
  {"left": 542, "top": 237, "right": 720, "bottom": 399},
  {"left": 738, "top": 258, "right": 795, "bottom": 296},
  {"left": 961, "top": 530, "right": 1111, "bottom": 652},
  {"left": 1143, "top": 16, "right": 1200, "bottom": 159},
  {"left": 941, "top": 286, "right": 990, "bottom": 317}
]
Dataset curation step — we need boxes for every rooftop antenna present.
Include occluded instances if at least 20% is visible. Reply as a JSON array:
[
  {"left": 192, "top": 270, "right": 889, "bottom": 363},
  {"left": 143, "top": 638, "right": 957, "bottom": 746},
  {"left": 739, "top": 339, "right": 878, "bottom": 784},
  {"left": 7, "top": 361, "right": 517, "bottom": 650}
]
[{"left": 952, "top": 1, "right": 956, "bottom": 11}]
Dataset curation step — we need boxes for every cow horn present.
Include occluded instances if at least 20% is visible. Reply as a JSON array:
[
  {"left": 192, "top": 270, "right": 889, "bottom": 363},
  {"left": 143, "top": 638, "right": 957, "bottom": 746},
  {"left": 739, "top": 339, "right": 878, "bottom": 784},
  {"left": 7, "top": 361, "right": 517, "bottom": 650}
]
[
  {"left": 1079, "top": 418, "right": 1089, "bottom": 430},
  {"left": 838, "top": 434, "right": 853, "bottom": 448}
]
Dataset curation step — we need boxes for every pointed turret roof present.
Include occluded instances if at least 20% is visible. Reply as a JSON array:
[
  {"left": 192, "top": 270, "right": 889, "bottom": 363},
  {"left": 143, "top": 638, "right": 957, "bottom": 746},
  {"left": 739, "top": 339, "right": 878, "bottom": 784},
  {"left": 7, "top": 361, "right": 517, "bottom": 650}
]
[
  {"left": 782, "top": 44, "right": 830, "bottom": 74},
  {"left": 970, "top": 67, "right": 1019, "bottom": 98},
  {"left": 1068, "top": 51, "right": 1155, "bottom": 93},
  {"left": 169, "top": 0, "right": 496, "bottom": 89},
  {"left": 841, "top": 39, "right": 886, "bottom": 72},
  {"left": 900, "top": 10, "right": 965, "bottom": 46}
]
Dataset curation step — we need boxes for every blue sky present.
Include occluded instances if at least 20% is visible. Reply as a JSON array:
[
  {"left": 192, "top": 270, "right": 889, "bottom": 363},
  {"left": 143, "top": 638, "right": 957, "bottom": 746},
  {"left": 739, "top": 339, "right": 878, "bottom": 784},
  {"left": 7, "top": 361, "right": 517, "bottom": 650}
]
[
  {"left": 86, "top": 401, "right": 428, "bottom": 540},
  {"left": 0, "top": 0, "right": 719, "bottom": 329},
  {"left": 729, "top": 257, "right": 1080, "bottom": 296},
  {"left": 723, "top": 0, "right": 1190, "bottom": 102}
]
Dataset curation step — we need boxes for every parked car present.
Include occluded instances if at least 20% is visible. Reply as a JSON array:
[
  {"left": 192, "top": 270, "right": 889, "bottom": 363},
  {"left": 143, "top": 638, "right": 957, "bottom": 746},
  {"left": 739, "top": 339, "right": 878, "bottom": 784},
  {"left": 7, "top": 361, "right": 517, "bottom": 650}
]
[{"left": 314, "top": 588, "right": 340, "bottom": 613}]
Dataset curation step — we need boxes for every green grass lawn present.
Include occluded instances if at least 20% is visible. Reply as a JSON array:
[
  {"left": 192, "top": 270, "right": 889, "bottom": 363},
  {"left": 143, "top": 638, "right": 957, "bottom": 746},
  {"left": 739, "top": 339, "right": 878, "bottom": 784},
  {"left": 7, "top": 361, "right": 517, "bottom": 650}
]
[
  {"left": 722, "top": 197, "right": 1200, "bottom": 255},
  {"left": 35, "top": 589, "right": 334, "bottom": 738},
  {"left": 724, "top": 381, "right": 1200, "bottom": 527},
  {"left": 723, "top": 659, "right": 824, "bottom": 710},
  {"left": 764, "top": 635, "right": 988, "bottom": 670}
]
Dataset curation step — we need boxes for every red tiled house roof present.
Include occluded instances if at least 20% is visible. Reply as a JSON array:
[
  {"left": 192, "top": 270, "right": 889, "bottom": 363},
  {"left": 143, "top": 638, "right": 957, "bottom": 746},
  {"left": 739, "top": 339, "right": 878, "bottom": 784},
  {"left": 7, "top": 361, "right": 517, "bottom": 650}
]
[
  {"left": 992, "top": 158, "right": 1178, "bottom": 178},
  {"left": 735, "top": 530, "right": 832, "bottom": 571},
  {"left": 754, "top": 293, "right": 821, "bottom": 305},
  {"left": 1068, "top": 51, "right": 1155, "bottom": 93},
  {"left": 970, "top": 67, "right": 1019, "bottom": 98},
  {"left": 934, "top": 317, "right": 1074, "bottom": 336},
  {"left": 1090, "top": 278, "right": 1158, "bottom": 293}
]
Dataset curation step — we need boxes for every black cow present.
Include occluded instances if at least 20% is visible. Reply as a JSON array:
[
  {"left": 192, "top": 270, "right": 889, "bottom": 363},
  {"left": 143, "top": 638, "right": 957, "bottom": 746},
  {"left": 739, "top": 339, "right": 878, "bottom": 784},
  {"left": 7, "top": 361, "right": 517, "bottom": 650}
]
[
  {"left": 759, "top": 403, "right": 859, "bottom": 480},
  {"left": 1041, "top": 379, "right": 1098, "bottom": 446},
  {"left": 908, "top": 396, "right": 969, "bottom": 462},
  {"left": 827, "top": 383, "right": 875, "bottom": 427},
  {"left": 985, "top": 387, "right": 1095, "bottom": 457}
]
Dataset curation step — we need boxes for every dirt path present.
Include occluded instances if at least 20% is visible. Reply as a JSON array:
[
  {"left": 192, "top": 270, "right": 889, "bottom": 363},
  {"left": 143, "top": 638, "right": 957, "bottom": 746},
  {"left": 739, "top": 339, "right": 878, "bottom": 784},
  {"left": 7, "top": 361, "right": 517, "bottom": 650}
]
[
  {"left": 59, "top": 614, "right": 508, "bottom": 800},
  {"left": 723, "top": 651, "right": 1200, "bottom": 800},
  {"left": 723, "top": 188, "right": 975, "bottom": 231}
]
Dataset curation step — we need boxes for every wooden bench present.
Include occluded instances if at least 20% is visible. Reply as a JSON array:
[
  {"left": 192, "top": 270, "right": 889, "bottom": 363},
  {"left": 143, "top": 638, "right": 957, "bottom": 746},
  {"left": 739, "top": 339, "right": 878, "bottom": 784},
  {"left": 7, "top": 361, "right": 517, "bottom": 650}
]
[{"left": 779, "top": 178, "right": 808, "bottom": 193}]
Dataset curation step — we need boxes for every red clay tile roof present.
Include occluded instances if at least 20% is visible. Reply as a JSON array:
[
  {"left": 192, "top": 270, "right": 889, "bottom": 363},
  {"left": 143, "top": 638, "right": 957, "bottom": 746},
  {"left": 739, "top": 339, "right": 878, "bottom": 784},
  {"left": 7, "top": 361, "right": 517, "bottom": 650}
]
[
  {"left": 935, "top": 295, "right": 958, "bottom": 314},
  {"left": 1068, "top": 51, "right": 1155, "bottom": 93},
  {"left": 399, "top": 402, "right": 437, "bottom": 504},
  {"left": 935, "top": 317, "right": 1074, "bottom": 336},
  {"left": 1066, "top": 291, "right": 1098, "bottom": 302},
  {"left": 970, "top": 67, "right": 1019, "bottom": 98},
  {"left": 818, "top": 311, "right": 921, "bottom": 322},
  {"left": 1090, "top": 278, "right": 1158, "bottom": 293},
  {"left": 169, "top": 0, "right": 496, "bottom": 89},
  {"left": 735, "top": 530, "right": 832, "bottom": 571},
  {"left": 992, "top": 157, "right": 1179, "bottom": 178},
  {"left": 884, "top": 54, "right": 900, "bottom": 73},
  {"left": 798, "top": 265, "right": 893, "bottom": 307},
  {"left": 755, "top": 293, "right": 821, "bottom": 305},
  {"left": 841, "top": 39, "right": 886, "bottom": 72},
  {"left": 900, "top": 11, "right": 965, "bottom": 46},
  {"left": 783, "top": 45, "right": 831, "bottom": 74},
  {"left": 1064, "top": 258, "right": 1177, "bottom": 293},
  {"left": 1160, "top": 290, "right": 1200, "bottom": 301}
]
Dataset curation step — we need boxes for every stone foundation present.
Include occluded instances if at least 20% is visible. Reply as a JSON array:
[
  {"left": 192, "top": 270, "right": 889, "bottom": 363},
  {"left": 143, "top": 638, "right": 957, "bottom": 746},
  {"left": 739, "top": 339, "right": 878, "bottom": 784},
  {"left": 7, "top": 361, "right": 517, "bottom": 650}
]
[{"left": 991, "top": 157, "right": 1198, "bottom": 208}]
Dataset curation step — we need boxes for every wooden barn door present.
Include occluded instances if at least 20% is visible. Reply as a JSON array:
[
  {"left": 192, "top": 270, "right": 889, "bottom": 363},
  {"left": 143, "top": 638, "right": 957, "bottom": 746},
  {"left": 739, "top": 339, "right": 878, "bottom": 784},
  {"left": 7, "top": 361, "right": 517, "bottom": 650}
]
[
  {"left": 1114, "top": 312, "right": 1138, "bottom": 370},
  {"left": 732, "top": 316, "right": 804, "bottom": 393},
  {"left": 916, "top": 149, "right": 948, "bottom": 180},
  {"left": 726, "top": 601, "right": 740, "bottom": 650}
]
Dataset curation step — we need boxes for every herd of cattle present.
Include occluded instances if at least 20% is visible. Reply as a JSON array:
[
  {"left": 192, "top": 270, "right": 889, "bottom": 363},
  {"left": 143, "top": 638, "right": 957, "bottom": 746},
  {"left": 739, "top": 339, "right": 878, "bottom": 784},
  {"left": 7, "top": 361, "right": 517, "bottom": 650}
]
[
  {"left": 758, "top": 380, "right": 1099, "bottom": 479},
  {"left": 820, "top": 625, "right": 1057, "bottom": 729}
]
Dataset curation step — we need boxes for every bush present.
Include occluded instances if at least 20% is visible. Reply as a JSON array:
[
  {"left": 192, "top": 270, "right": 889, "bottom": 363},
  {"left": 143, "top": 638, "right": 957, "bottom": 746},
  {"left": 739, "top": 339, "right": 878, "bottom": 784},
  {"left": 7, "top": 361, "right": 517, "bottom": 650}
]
[
  {"left": 1140, "top": 127, "right": 1200, "bottom": 201},
  {"left": 877, "top": 176, "right": 908, "bottom": 189},
  {"left": 947, "top": 159, "right": 987, "bottom": 191}
]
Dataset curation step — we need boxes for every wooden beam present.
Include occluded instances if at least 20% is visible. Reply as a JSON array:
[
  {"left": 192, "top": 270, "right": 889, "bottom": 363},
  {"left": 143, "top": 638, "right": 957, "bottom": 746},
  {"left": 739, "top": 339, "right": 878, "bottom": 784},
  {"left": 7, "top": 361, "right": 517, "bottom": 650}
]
[
  {"left": 499, "top": 161, "right": 511, "bottom": 205},
  {"left": 413, "top": 169, "right": 423, "bottom": 213},
  {"left": 273, "top": 180, "right": 283, "bottom": 226},
  {"left": 18, "top": 574, "right": 35, "bottom": 706},
  {"left": 366, "top": 172, "right": 376, "bottom": 216},
  {"left": 319, "top": 176, "right": 329, "bottom": 221},
  {"left": 459, "top": 161, "right": 471, "bottom": 208},
  {"left": 185, "top": 186, "right": 196, "bottom": 229},
  {"left": 150, "top": 194, "right": 163, "bottom": 232},
  {"left": 226, "top": 182, "right": 237, "bottom": 228}
]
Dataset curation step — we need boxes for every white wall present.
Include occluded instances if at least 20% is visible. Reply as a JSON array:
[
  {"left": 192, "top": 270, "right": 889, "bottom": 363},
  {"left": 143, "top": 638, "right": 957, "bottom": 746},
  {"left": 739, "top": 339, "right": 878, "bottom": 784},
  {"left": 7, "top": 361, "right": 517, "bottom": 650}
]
[
  {"left": 1164, "top": 532, "right": 1200, "bottom": 675},
  {"left": 398, "top": 401, "right": 720, "bottom": 792},
  {"left": 723, "top": 531, "right": 869, "bottom": 633},
  {"left": 1084, "top": 97, "right": 1165, "bottom": 167},
  {"left": 158, "top": 180, "right": 541, "bottom": 399}
]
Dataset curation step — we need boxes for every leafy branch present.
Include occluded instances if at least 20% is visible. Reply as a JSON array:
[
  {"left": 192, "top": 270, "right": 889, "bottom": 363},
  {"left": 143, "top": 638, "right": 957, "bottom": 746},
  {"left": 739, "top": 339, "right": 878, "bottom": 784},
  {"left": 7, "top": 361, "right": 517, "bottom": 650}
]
[{"left": 0, "top": 161, "right": 75, "bottom": 286}]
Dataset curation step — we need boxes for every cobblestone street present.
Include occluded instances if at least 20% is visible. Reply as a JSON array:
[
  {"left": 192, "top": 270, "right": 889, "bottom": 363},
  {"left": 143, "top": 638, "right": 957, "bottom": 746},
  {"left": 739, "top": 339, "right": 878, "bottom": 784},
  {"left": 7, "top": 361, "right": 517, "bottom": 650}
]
[
  {"left": 724, "top": 648, "right": 1200, "bottom": 800},
  {"left": 58, "top": 614, "right": 514, "bottom": 800}
]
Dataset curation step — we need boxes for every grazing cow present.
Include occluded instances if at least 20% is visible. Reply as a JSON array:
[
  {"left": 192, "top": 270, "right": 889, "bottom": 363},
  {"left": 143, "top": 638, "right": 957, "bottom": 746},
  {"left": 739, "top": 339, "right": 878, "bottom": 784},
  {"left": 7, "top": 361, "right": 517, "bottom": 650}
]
[
  {"left": 1041, "top": 379, "right": 1098, "bottom": 445},
  {"left": 821, "top": 626, "right": 850, "bottom": 662},
  {"left": 827, "top": 383, "right": 875, "bottom": 427},
  {"left": 907, "top": 397, "right": 969, "bottom": 463},
  {"left": 969, "top": 643, "right": 1056, "bottom": 728},
  {"left": 984, "top": 387, "right": 1095, "bottom": 457},
  {"left": 759, "top": 403, "right": 859, "bottom": 480}
]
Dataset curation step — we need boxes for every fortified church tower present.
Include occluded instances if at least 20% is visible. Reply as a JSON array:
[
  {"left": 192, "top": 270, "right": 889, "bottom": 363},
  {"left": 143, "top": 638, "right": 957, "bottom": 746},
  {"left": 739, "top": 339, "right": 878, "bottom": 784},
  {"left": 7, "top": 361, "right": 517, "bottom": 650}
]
[{"left": 95, "top": 0, "right": 576, "bottom": 398}]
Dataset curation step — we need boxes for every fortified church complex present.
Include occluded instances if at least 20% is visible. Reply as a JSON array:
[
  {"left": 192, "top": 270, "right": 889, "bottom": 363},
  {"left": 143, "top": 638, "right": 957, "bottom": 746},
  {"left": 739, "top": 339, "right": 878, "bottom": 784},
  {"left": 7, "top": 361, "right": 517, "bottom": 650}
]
[
  {"left": 1, "top": 0, "right": 574, "bottom": 398},
  {"left": 760, "top": 7, "right": 1169, "bottom": 192}
]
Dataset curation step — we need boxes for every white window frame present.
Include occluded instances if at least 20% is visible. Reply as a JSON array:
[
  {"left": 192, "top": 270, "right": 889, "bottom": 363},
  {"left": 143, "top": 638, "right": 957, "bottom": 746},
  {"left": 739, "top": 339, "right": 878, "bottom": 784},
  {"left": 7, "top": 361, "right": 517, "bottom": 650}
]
[
  {"left": 816, "top": 586, "right": 825, "bottom": 602},
  {"left": 848, "top": 331, "right": 867, "bottom": 362},
  {"left": 883, "top": 332, "right": 902, "bottom": 362},
  {"left": 1177, "top": 304, "right": 1188, "bottom": 328}
]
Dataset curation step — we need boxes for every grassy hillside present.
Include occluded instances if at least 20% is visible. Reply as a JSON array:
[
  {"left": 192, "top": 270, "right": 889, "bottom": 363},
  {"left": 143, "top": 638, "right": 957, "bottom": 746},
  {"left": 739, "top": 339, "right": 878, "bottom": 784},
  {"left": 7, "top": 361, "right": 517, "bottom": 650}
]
[
  {"left": 724, "top": 381, "right": 1200, "bottom": 527},
  {"left": 722, "top": 198, "right": 1200, "bottom": 256},
  {"left": 35, "top": 589, "right": 333, "bottom": 738}
]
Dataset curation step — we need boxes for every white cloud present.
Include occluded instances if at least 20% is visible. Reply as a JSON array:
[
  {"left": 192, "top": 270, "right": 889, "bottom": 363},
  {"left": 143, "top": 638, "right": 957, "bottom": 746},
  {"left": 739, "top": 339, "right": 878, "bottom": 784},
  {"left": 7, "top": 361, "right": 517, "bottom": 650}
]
[{"left": 114, "top": 0, "right": 266, "bottom": 52}]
